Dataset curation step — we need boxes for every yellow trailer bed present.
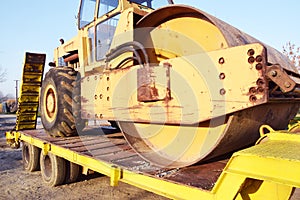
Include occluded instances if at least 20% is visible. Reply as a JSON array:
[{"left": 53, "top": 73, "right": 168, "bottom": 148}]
[{"left": 5, "top": 125, "right": 300, "bottom": 200}]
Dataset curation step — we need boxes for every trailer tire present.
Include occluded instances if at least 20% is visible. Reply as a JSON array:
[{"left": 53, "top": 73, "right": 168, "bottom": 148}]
[
  {"left": 40, "top": 152, "right": 66, "bottom": 186},
  {"left": 40, "top": 67, "right": 85, "bottom": 137},
  {"left": 22, "top": 142, "right": 40, "bottom": 172},
  {"left": 65, "top": 161, "right": 80, "bottom": 184}
]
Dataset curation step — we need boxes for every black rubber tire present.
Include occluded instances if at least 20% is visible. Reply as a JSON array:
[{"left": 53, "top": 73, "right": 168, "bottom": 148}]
[
  {"left": 72, "top": 70, "right": 87, "bottom": 132},
  {"left": 22, "top": 142, "right": 40, "bottom": 172},
  {"left": 40, "top": 152, "right": 66, "bottom": 186},
  {"left": 65, "top": 161, "right": 80, "bottom": 184},
  {"left": 108, "top": 120, "right": 121, "bottom": 132},
  {"left": 40, "top": 67, "right": 85, "bottom": 137}
]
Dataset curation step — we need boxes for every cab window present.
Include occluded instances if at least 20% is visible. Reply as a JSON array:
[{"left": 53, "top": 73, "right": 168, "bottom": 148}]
[
  {"left": 79, "top": 0, "right": 96, "bottom": 29},
  {"left": 130, "top": 0, "right": 170, "bottom": 9},
  {"left": 96, "top": 15, "right": 120, "bottom": 60},
  {"left": 98, "top": 0, "right": 119, "bottom": 17}
]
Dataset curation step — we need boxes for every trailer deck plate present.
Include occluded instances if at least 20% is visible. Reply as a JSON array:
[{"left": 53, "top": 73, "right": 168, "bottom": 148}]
[{"left": 19, "top": 127, "right": 226, "bottom": 191}]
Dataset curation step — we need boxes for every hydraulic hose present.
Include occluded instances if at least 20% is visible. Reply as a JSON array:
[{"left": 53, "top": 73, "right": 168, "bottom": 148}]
[{"left": 106, "top": 41, "right": 149, "bottom": 65}]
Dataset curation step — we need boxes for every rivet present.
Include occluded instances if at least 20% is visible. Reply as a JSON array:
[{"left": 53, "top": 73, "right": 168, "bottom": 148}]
[
  {"left": 249, "top": 95, "right": 257, "bottom": 103},
  {"left": 285, "top": 82, "right": 292, "bottom": 88},
  {"left": 249, "top": 87, "right": 257, "bottom": 94},
  {"left": 270, "top": 71, "right": 277, "bottom": 77},
  {"left": 221, "top": 43, "right": 225, "bottom": 49},
  {"left": 247, "top": 49, "right": 255, "bottom": 56},
  {"left": 220, "top": 88, "right": 226, "bottom": 95},
  {"left": 256, "top": 55, "right": 263, "bottom": 63},
  {"left": 256, "top": 63, "right": 263, "bottom": 70},
  {"left": 248, "top": 56, "right": 255, "bottom": 64},
  {"left": 219, "top": 73, "right": 226, "bottom": 80},
  {"left": 256, "top": 78, "right": 265, "bottom": 86},
  {"left": 219, "top": 57, "right": 225, "bottom": 65},
  {"left": 257, "top": 87, "right": 264, "bottom": 93}
]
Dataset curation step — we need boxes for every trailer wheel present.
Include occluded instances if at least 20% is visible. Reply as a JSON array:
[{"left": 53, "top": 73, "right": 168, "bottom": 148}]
[
  {"left": 40, "top": 152, "right": 66, "bottom": 186},
  {"left": 40, "top": 67, "right": 85, "bottom": 137},
  {"left": 22, "top": 142, "right": 40, "bottom": 172},
  {"left": 65, "top": 161, "right": 80, "bottom": 184}
]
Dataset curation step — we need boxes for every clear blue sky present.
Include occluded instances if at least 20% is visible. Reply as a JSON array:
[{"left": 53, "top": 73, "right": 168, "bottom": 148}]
[{"left": 0, "top": 0, "right": 299, "bottom": 96}]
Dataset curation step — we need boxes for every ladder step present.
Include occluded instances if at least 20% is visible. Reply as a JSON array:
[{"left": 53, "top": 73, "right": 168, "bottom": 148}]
[
  {"left": 23, "top": 72, "right": 43, "bottom": 76},
  {"left": 24, "top": 70, "right": 43, "bottom": 74},
  {"left": 24, "top": 53, "right": 46, "bottom": 65},
  {"left": 24, "top": 69, "right": 43, "bottom": 74},
  {"left": 17, "top": 112, "right": 37, "bottom": 116},
  {"left": 22, "top": 82, "right": 42, "bottom": 86},
  {"left": 21, "top": 89, "right": 40, "bottom": 92},
  {"left": 16, "top": 120, "right": 36, "bottom": 125},
  {"left": 21, "top": 93, "right": 40, "bottom": 97},
  {"left": 19, "top": 96, "right": 39, "bottom": 101},
  {"left": 18, "top": 111, "right": 38, "bottom": 115},
  {"left": 17, "top": 112, "right": 38, "bottom": 117},
  {"left": 22, "top": 84, "right": 40, "bottom": 88},
  {"left": 18, "top": 103, "right": 39, "bottom": 106},
  {"left": 16, "top": 123, "right": 37, "bottom": 130},
  {"left": 18, "top": 119, "right": 37, "bottom": 123},
  {"left": 18, "top": 107, "right": 38, "bottom": 111},
  {"left": 22, "top": 78, "right": 42, "bottom": 83},
  {"left": 17, "top": 111, "right": 37, "bottom": 115}
]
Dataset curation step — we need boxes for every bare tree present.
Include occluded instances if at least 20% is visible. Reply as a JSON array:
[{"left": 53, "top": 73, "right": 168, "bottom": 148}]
[
  {"left": 283, "top": 42, "right": 300, "bottom": 70},
  {"left": 0, "top": 67, "right": 6, "bottom": 83},
  {"left": 0, "top": 91, "right": 7, "bottom": 102},
  {"left": 0, "top": 67, "right": 7, "bottom": 103}
]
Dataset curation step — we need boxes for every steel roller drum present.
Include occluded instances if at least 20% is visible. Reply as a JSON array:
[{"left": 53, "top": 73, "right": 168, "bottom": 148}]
[{"left": 118, "top": 5, "right": 300, "bottom": 168}]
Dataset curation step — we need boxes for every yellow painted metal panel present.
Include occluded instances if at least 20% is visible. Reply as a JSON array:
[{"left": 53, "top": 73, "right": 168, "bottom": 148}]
[
  {"left": 83, "top": 43, "right": 268, "bottom": 125},
  {"left": 229, "top": 142, "right": 300, "bottom": 188},
  {"left": 120, "top": 170, "right": 214, "bottom": 200}
]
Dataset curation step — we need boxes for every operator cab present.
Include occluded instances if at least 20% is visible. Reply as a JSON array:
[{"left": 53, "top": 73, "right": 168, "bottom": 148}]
[
  {"left": 77, "top": 0, "right": 173, "bottom": 65},
  {"left": 78, "top": 0, "right": 173, "bottom": 29}
]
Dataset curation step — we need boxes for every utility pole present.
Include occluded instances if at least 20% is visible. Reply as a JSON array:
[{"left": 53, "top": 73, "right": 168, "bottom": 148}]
[{"left": 14, "top": 80, "right": 19, "bottom": 104}]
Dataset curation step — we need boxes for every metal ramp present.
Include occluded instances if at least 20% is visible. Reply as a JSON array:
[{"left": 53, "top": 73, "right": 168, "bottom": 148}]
[{"left": 15, "top": 52, "right": 46, "bottom": 130}]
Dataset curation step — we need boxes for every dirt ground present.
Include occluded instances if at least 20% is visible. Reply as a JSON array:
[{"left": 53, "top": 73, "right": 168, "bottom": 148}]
[{"left": 0, "top": 114, "right": 167, "bottom": 200}]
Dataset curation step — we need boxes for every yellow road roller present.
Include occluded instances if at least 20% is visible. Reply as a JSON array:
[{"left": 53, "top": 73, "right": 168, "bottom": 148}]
[{"left": 38, "top": 0, "right": 300, "bottom": 168}]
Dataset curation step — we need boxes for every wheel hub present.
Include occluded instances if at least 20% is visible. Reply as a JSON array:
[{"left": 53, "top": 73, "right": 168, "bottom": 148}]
[{"left": 45, "top": 87, "right": 57, "bottom": 120}]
